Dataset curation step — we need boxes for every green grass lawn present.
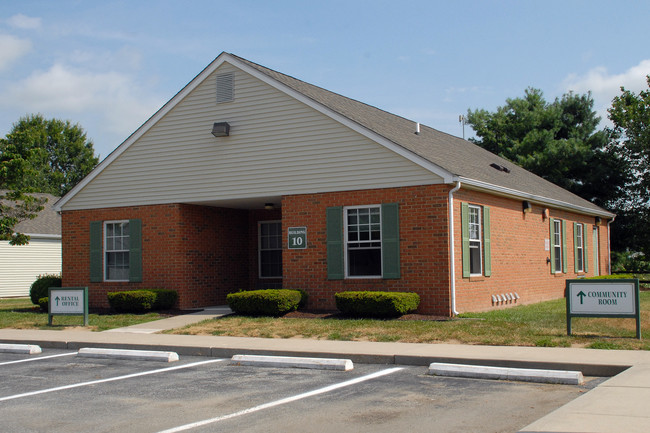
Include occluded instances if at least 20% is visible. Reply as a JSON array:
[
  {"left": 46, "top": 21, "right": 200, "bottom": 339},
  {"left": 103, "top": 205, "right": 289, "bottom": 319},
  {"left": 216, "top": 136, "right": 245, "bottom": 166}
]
[
  {"left": 0, "top": 297, "right": 169, "bottom": 331},
  {"left": 169, "top": 292, "right": 650, "bottom": 350}
]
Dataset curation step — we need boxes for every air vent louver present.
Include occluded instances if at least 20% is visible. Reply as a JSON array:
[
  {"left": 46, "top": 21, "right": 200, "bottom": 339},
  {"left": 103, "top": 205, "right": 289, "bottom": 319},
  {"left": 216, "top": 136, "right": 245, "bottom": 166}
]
[{"left": 216, "top": 72, "right": 234, "bottom": 103}]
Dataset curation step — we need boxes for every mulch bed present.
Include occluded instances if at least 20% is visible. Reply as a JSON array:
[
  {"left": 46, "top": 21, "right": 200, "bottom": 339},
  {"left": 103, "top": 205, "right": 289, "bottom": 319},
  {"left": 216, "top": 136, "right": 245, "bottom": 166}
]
[{"left": 282, "top": 310, "right": 451, "bottom": 321}]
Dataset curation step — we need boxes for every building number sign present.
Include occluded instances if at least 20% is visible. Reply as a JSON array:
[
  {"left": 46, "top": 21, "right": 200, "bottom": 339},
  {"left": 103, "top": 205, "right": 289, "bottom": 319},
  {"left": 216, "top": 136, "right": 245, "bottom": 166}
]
[{"left": 288, "top": 226, "right": 307, "bottom": 249}]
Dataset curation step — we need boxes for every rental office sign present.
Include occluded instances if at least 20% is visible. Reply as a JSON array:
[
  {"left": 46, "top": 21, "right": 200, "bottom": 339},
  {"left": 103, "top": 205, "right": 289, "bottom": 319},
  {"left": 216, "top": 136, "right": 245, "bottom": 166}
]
[
  {"left": 48, "top": 287, "right": 89, "bottom": 326},
  {"left": 566, "top": 279, "right": 640, "bottom": 339}
]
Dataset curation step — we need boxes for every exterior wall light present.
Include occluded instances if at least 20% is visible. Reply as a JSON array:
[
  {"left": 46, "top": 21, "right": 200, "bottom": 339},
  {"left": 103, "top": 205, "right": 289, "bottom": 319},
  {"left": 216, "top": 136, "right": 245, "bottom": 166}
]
[
  {"left": 595, "top": 216, "right": 602, "bottom": 225},
  {"left": 211, "top": 122, "right": 230, "bottom": 137},
  {"left": 264, "top": 203, "right": 274, "bottom": 210},
  {"left": 522, "top": 200, "right": 533, "bottom": 213}
]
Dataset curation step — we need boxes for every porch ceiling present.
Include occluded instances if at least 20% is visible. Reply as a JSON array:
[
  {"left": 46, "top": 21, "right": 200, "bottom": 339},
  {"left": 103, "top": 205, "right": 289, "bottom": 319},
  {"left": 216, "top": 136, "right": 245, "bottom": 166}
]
[{"left": 185, "top": 195, "right": 283, "bottom": 210}]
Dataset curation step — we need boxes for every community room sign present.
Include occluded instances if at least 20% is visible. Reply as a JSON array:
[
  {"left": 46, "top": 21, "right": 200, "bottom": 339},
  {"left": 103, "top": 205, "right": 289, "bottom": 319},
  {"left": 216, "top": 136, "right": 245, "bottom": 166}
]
[{"left": 566, "top": 279, "right": 640, "bottom": 339}]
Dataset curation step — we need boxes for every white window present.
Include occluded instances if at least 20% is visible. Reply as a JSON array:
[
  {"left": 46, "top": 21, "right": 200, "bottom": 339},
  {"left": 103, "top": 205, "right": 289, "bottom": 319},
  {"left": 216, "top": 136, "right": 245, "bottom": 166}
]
[
  {"left": 105, "top": 221, "right": 130, "bottom": 281},
  {"left": 576, "top": 223, "right": 584, "bottom": 272},
  {"left": 468, "top": 205, "right": 482, "bottom": 275},
  {"left": 552, "top": 219, "right": 562, "bottom": 273},
  {"left": 345, "top": 206, "right": 382, "bottom": 277},
  {"left": 259, "top": 221, "right": 282, "bottom": 278}
]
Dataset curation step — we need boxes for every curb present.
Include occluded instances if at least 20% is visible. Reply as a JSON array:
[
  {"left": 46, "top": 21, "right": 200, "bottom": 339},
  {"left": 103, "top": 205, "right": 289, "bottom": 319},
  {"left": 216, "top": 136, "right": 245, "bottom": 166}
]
[
  {"left": 77, "top": 347, "right": 180, "bottom": 362},
  {"left": 0, "top": 343, "right": 42, "bottom": 354},
  {"left": 230, "top": 354, "right": 354, "bottom": 371},
  {"left": 429, "top": 362, "right": 585, "bottom": 385}
]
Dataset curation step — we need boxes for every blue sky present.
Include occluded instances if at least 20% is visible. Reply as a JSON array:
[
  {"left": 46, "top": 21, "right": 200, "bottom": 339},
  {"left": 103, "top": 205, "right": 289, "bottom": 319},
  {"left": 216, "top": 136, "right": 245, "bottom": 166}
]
[{"left": 1, "top": 0, "right": 649, "bottom": 158}]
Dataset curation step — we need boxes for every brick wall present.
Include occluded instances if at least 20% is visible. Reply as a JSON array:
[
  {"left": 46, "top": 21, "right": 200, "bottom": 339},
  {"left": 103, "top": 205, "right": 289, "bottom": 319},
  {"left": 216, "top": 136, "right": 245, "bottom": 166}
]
[
  {"left": 453, "top": 188, "right": 610, "bottom": 313},
  {"left": 62, "top": 203, "right": 250, "bottom": 309},
  {"left": 281, "top": 185, "right": 452, "bottom": 315}
]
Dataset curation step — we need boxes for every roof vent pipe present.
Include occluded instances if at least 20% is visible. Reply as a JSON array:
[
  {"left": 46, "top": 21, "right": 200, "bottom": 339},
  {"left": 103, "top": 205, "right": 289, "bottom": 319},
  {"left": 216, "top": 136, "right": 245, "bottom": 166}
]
[{"left": 415, "top": 122, "right": 421, "bottom": 135}]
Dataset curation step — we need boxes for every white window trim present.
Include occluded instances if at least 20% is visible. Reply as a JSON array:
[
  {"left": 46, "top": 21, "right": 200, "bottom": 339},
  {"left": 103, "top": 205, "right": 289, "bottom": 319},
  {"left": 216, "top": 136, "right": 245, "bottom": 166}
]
[
  {"left": 343, "top": 205, "right": 383, "bottom": 279},
  {"left": 552, "top": 219, "right": 563, "bottom": 274},
  {"left": 468, "top": 204, "right": 483, "bottom": 277},
  {"left": 104, "top": 220, "right": 130, "bottom": 282},
  {"left": 258, "top": 220, "right": 282, "bottom": 279},
  {"left": 576, "top": 223, "right": 584, "bottom": 273}
]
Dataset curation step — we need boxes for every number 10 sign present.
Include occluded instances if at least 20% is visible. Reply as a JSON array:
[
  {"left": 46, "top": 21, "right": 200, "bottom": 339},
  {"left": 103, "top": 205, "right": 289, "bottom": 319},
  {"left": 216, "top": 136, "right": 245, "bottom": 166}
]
[{"left": 288, "top": 226, "right": 307, "bottom": 249}]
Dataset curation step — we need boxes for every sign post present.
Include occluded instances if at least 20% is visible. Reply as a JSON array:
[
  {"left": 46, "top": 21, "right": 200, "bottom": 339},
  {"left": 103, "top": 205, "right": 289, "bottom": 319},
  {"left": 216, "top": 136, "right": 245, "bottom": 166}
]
[
  {"left": 566, "top": 279, "right": 640, "bottom": 339},
  {"left": 287, "top": 226, "right": 307, "bottom": 249},
  {"left": 48, "top": 287, "right": 89, "bottom": 326}
]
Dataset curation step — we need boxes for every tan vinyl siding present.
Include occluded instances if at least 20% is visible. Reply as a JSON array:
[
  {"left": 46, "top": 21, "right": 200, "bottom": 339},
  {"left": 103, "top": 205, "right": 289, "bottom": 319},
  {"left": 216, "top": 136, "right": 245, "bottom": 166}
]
[
  {"left": 63, "top": 63, "right": 440, "bottom": 210},
  {"left": 0, "top": 238, "right": 61, "bottom": 297}
]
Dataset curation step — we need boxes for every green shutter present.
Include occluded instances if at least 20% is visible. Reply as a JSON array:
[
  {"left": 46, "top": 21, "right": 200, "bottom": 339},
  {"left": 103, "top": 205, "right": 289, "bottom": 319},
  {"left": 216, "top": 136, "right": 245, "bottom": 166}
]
[
  {"left": 483, "top": 206, "right": 491, "bottom": 277},
  {"left": 584, "top": 224, "right": 589, "bottom": 273},
  {"left": 562, "top": 219, "right": 568, "bottom": 274},
  {"left": 461, "top": 202, "right": 470, "bottom": 278},
  {"left": 573, "top": 222, "right": 579, "bottom": 271},
  {"left": 326, "top": 207, "right": 344, "bottom": 280},
  {"left": 129, "top": 219, "right": 143, "bottom": 283},
  {"left": 549, "top": 218, "right": 555, "bottom": 274},
  {"left": 381, "top": 203, "right": 400, "bottom": 279},
  {"left": 90, "top": 221, "right": 102, "bottom": 282}
]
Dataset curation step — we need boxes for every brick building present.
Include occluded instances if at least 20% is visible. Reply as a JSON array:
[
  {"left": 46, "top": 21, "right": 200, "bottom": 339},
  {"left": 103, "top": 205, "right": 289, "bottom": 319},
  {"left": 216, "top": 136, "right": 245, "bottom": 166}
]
[{"left": 54, "top": 53, "right": 615, "bottom": 316}]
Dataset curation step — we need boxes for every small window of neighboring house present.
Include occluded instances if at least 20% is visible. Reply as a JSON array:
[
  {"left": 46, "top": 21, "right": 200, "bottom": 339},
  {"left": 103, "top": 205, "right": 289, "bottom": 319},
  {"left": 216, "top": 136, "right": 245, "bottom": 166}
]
[
  {"left": 259, "top": 221, "right": 282, "bottom": 278},
  {"left": 105, "top": 221, "right": 130, "bottom": 281},
  {"left": 345, "top": 206, "right": 382, "bottom": 277},
  {"left": 461, "top": 203, "right": 491, "bottom": 278},
  {"left": 550, "top": 218, "right": 567, "bottom": 274}
]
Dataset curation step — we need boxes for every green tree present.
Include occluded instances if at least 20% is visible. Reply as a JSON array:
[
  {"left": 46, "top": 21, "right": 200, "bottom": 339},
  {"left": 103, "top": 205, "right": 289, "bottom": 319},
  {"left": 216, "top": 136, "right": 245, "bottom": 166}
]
[
  {"left": 0, "top": 114, "right": 99, "bottom": 196},
  {"left": 607, "top": 76, "right": 650, "bottom": 257},
  {"left": 466, "top": 88, "right": 629, "bottom": 209}
]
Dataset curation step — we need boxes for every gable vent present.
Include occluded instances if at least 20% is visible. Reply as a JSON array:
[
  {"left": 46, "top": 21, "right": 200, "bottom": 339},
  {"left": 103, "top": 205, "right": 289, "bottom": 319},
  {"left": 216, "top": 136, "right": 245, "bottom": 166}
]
[{"left": 216, "top": 72, "right": 234, "bottom": 103}]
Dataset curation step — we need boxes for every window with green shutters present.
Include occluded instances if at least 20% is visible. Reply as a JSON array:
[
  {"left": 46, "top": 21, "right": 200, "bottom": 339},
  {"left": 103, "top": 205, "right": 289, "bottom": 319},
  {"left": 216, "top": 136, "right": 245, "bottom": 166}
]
[
  {"left": 89, "top": 219, "right": 142, "bottom": 283},
  {"left": 574, "top": 223, "right": 588, "bottom": 273},
  {"left": 461, "top": 203, "right": 491, "bottom": 278},
  {"left": 550, "top": 218, "right": 567, "bottom": 274},
  {"left": 326, "top": 203, "right": 399, "bottom": 279}
]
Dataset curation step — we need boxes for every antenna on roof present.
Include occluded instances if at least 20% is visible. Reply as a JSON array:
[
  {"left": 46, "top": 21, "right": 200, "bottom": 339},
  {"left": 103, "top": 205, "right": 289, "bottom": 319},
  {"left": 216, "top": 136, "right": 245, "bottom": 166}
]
[
  {"left": 459, "top": 115, "right": 466, "bottom": 140},
  {"left": 415, "top": 122, "right": 421, "bottom": 135}
]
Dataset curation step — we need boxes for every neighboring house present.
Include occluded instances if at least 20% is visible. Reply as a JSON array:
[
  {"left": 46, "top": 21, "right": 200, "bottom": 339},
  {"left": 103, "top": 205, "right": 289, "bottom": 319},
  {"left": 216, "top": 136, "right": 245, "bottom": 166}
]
[
  {"left": 0, "top": 192, "right": 61, "bottom": 297},
  {"left": 54, "top": 53, "right": 615, "bottom": 315}
]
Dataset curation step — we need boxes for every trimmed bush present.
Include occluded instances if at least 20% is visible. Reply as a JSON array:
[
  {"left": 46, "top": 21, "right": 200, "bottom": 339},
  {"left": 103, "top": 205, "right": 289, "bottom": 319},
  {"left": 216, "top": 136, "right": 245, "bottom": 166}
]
[
  {"left": 150, "top": 289, "right": 179, "bottom": 310},
  {"left": 588, "top": 274, "right": 634, "bottom": 279},
  {"left": 29, "top": 274, "right": 62, "bottom": 305},
  {"left": 226, "top": 289, "right": 302, "bottom": 316},
  {"left": 107, "top": 290, "right": 157, "bottom": 313},
  {"left": 335, "top": 291, "right": 420, "bottom": 318},
  {"left": 295, "top": 289, "right": 309, "bottom": 309}
]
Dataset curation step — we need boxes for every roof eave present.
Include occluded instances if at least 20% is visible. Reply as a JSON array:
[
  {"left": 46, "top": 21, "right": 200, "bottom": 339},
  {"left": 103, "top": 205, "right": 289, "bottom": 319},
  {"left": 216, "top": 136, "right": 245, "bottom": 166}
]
[{"left": 458, "top": 177, "right": 615, "bottom": 219}]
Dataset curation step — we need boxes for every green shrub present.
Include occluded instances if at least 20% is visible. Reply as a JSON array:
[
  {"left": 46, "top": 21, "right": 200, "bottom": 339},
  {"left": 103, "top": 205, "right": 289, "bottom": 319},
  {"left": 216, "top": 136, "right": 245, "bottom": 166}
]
[
  {"left": 226, "top": 289, "right": 302, "bottom": 316},
  {"left": 38, "top": 297, "right": 49, "bottom": 312},
  {"left": 294, "top": 289, "right": 309, "bottom": 309},
  {"left": 29, "top": 274, "right": 62, "bottom": 305},
  {"left": 588, "top": 274, "right": 634, "bottom": 279},
  {"left": 150, "top": 289, "right": 179, "bottom": 310},
  {"left": 335, "top": 291, "right": 420, "bottom": 318},
  {"left": 107, "top": 290, "right": 157, "bottom": 313}
]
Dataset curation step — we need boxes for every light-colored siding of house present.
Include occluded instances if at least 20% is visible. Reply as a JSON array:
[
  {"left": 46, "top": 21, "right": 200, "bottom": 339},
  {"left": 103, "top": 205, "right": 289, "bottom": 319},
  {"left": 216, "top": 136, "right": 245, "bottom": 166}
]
[
  {"left": 63, "top": 62, "right": 440, "bottom": 210},
  {"left": 0, "top": 237, "right": 62, "bottom": 298}
]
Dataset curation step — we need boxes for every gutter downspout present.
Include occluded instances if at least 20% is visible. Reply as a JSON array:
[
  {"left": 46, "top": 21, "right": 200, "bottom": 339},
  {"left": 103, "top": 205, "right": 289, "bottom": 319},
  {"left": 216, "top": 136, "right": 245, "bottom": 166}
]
[
  {"left": 607, "top": 216, "right": 616, "bottom": 275},
  {"left": 448, "top": 181, "right": 461, "bottom": 316}
]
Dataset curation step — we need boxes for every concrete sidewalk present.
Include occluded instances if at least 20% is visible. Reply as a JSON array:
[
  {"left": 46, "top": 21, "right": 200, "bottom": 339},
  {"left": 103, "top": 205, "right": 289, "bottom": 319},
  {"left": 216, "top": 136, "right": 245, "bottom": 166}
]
[
  {"left": 0, "top": 324, "right": 648, "bottom": 432},
  {"left": 103, "top": 306, "right": 232, "bottom": 334}
]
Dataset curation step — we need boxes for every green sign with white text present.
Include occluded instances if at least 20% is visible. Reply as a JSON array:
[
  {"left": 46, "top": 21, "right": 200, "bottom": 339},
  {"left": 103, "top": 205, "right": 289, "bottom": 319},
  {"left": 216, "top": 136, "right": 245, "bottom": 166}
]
[{"left": 287, "top": 226, "right": 307, "bottom": 249}]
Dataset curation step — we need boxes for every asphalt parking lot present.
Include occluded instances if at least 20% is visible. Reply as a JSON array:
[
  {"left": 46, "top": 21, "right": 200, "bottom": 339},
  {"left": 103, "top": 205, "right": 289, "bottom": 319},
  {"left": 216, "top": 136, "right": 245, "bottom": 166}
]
[{"left": 0, "top": 348, "right": 603, "bottom": 433}]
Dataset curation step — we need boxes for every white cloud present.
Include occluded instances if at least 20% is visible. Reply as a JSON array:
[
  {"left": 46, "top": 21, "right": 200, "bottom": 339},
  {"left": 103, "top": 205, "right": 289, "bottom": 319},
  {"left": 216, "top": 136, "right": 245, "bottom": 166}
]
[
  {"left": 1, "top": 63, "right": 164, "bottom": 139},
  {"left": 0, "top": 34, "right": 32, "bottom": 70},
  {"left": 563, "top": 60, "right": 650, "bottom": 124},
  {"left": 7, "top": 14, "right": 42, "bottom": 30}
]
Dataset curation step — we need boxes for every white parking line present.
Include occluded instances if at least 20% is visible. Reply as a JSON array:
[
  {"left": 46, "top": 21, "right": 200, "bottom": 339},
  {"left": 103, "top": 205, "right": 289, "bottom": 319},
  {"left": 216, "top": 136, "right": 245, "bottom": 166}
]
[
  {"left": 157, "top": 367, "right": 404, "bottom": 433},
  {"left": 0, "top": 352, "right": 77, "bottom": 367},
  {"left": 0, "top": 358, "right": 226, "bottom": 402}
]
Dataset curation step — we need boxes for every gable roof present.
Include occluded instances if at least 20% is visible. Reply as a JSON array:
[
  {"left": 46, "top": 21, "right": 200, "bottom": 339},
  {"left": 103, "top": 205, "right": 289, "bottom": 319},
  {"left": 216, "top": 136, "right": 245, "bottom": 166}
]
[
  {"left": 55, "top": 52, "right": 613, "bottom": 218},
  {"left": 1, "top": 191, "right": 61, "bottom": 237}
]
